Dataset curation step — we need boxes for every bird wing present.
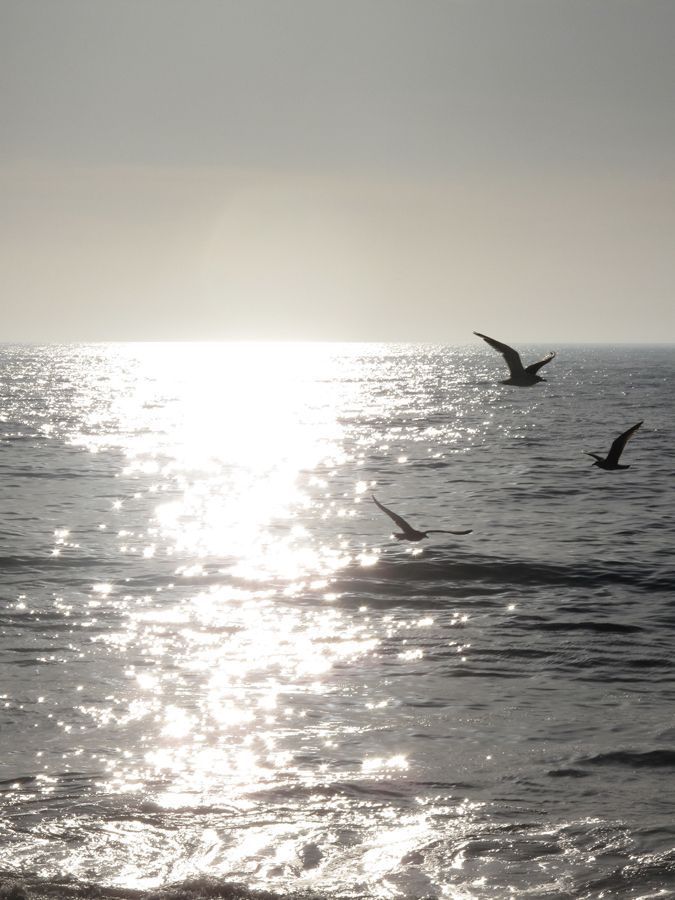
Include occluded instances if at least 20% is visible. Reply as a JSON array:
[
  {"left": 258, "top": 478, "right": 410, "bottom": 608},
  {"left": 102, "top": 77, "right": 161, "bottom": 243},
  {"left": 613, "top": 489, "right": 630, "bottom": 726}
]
[
  {"left": 372, "top": 495, "right": 415, "bottom": 536},
  {"left": 606, "top": 421, "right": 643, "bottom": 466},
  {"left": 474, "top": 332, "right": 524, "bottom": 377},
  {"left": 524, "top": 351, "right": 556, "bottom": 375},
  {"left": 426, "top": 529, "right": 473, "bottom": 535}
]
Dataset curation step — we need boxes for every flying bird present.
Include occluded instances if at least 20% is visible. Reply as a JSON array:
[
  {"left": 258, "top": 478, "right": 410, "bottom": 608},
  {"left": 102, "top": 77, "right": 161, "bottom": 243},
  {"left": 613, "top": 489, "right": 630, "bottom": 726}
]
[
  {"left": 372, "top": 495, "right": 472, "bottom": 542},
  {"left": 586, "top": 421, "right": 643, "bottom": 470},
  {"left": 474, "top": 332, "right": 556, "bottom": 386}
]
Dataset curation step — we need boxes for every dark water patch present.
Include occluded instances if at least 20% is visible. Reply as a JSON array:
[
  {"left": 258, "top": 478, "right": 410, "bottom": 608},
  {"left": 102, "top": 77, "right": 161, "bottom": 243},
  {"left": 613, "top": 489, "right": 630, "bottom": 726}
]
[
  {"left": 412, "top": 780, "right": 478, "bottom": 791},
  {"left": 0, "top": 874, "right": 310, "bottom": 900},
  {"left": 484, "top": 647, "right": 552, "bottom": 660},
  {"left": 579, "top": 847, "right": 675, "bottom": 898},
  {"left": 332, "top": 587, "right": 504, "bottom": 610},
  {"left": 1, "top": 657, "right": 63, "bottom": 669},
  {"left": 547, "top": 768, "right": 591, "bottom": 778},
  {"left": 583, "top": 749, "right": 675, "bottom": 768},
  {"left": 551, "top": 651, "right": 672, "bottom": 679},
  {"left": 408, "top": 460, "right": 450, "bottom": 469},
  {"left": 332, "top": 554, "right": 664, "bottom": 596},
  {"left": 316, "top": 780, "right": 409, "bottom": 801},
  {"left": 622, "top": 657, "right": 672, "bottom": 669},
  {"left": 637, "top": 825, "right": 675, "bottom": 841},
  {"left": 0, "top": 555, "right": 105, "bottom": 572},
  {"left": 403, "top": 698, "right": 456, "bottom": 708},
  {"left": 0, "top": 777, "right": 38, "bottom": 790},
  {"left": 238, "top": 780, "right": 409, "bottom": 806},
  {"left": 0, "top": 469, "right": 106, "bottom": 480},
  {"left": 17, "top": 772, "right": 110, "bottom": 799},
  {"left": 463, "top": 645, "right": 554, "bottom": 661},
  {"left": 576, "top": 672, "right": 675, "bottom": 686},
  {"left": 439, "top": 665, "right": 526, "bottom": 679},
  {"left": 538, "top": 621, "right": 643, "bottom": 634}
]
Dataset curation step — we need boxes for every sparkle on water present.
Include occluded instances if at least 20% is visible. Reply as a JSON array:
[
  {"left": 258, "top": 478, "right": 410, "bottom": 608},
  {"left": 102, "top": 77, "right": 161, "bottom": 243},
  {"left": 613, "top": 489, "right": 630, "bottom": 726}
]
[
  {"left": 3, "top": 341, "right": 673, "bottom": 899},
  {"left": 7, "top": 342, "right": 470, "bottom": 895}
]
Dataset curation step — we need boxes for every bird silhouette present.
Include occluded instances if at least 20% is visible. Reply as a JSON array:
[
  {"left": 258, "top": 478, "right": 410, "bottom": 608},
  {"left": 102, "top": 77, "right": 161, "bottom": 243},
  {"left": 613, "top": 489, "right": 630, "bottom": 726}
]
[
  {"left": 474, "top": 332, "right": 556, "bottom": 386},
  {"left": 586, "top": 422, "right": 643, "bottom": 470},
  {"left": 372, "top": 495, "right": 472, "bottom": 542}
]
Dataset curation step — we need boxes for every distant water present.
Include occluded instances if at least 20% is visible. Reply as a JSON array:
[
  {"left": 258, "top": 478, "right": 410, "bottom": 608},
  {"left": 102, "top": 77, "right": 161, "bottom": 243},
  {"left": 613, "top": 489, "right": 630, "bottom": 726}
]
[{"left": 1, "top": 342, "right": 674, "bottom": 900}]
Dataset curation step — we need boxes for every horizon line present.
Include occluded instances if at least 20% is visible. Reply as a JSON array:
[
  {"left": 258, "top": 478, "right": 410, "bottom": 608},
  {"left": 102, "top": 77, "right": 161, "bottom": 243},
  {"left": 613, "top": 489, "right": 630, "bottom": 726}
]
[{"left": 1, "top": 338, "right": 674, "bottom": 347}]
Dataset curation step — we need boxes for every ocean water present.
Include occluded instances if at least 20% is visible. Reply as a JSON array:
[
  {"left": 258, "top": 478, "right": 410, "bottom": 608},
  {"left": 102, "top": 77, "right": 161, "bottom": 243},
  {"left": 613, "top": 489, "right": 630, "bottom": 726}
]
[{"left": 0, "top": 342, "right": 673, "bottom": 900}]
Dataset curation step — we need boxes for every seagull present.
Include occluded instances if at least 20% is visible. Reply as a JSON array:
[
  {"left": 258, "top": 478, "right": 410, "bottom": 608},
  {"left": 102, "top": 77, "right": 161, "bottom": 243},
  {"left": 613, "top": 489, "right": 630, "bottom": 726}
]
[
  {"left": 586, "top": 421, "right": 643, "bottom": 470},
  {"left": 372, "top": 495, "right": 472, "bottom": 542},
  {"left": 474, "top": 332, "right": 556, "bottom": 386}
]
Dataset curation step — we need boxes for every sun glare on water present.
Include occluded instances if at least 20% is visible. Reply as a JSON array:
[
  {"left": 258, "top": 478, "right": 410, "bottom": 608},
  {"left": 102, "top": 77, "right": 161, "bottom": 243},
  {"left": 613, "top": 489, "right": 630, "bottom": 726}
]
[
  {"left": 114, "top": 343, "right": 357, "bottom": 574},
  {"left": 55, "top": 343, "right": 424, "bottom": 888}
]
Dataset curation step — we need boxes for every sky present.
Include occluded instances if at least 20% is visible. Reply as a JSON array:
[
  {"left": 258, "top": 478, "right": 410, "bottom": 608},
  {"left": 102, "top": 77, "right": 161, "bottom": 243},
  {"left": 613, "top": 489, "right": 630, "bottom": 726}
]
[{"left": 1, "top": 0, "right": 674, "bottom": 342}]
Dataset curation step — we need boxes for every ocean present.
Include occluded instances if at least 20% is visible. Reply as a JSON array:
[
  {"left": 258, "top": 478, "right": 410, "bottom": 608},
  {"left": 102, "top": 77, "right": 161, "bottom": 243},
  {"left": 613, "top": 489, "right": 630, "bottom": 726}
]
[{"left": 0, "top": 342, "right": 673, "bottom": 900}]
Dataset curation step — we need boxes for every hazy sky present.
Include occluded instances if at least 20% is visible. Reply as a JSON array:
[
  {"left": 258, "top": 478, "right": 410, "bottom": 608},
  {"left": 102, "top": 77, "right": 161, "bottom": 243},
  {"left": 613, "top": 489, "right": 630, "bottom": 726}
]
[{"left": 2, "top": 0, "right": 674, "bottom": 342}]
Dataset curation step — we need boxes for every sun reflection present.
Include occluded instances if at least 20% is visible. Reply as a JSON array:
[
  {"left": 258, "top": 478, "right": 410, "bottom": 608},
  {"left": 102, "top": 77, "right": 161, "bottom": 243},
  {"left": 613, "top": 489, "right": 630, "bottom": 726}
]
[
  {"left": 160, "top": 707, "right": 196, "bottom": 739},
  {"left": 3, "top": 343, "right": 498, "bottom": 894},
  {"left": 360, "top": 815, "right": 430, "bottom": 879},
  {"left": 362, "top": 755, "right": 409, "bottom": 774},
  {"left": 85, "top": 344, "right": 375, "bottom": 588}
]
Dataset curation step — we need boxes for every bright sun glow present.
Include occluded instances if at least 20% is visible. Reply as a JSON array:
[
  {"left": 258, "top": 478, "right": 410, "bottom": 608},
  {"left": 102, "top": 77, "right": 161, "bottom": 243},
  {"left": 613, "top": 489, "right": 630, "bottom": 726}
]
[
  {"left": 24, "top": 342, "right": 473, "bottom": 894},
  {"left": 74, "top": 344, "right": 393, "bottom": 817}
]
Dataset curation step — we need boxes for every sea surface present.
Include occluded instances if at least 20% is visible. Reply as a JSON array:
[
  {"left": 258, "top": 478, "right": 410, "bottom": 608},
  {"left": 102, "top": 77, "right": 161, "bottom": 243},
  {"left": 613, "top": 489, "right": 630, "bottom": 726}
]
[{"left": 0, "top": 342, "right": 673, "bottom": 900}]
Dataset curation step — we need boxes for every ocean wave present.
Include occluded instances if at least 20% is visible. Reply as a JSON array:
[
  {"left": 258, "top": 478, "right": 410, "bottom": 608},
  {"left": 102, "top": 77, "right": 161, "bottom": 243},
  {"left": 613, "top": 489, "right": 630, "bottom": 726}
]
[
  {"left": 536, "top": 621, "right": 643, "bottom": 634},
  {"left": 0, "top": 874, "right": 306, "bottom": 900},
  {"left": 582, "top": 749, "right": 675, "bottom": 769},
  {"left": 0, "top": 555, "right": 106, "bottom": 572},
  {"left": 331, "top": 553, "right": 673, "bottom": 597},
  {"left": 580, "top": 847, "right": 675, "bottom": 898}
]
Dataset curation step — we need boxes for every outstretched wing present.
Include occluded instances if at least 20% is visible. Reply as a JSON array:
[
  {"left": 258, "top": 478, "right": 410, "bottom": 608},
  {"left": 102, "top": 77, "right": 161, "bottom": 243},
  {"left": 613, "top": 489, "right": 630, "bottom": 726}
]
[
  {"left": 426, "top": 529, "right": 473, "bottom": 535},
  {"left": 525, "top": 351, "right": 556, "bottom": 375},
  {"left": 372, "top": 495, "right": 415, "bottom": 535},
  {"left": 606, "top": 421, "right": 643, "bottom": 466},
  {"left": 474, "top": 332, "right": 524, "bottom": 378}
]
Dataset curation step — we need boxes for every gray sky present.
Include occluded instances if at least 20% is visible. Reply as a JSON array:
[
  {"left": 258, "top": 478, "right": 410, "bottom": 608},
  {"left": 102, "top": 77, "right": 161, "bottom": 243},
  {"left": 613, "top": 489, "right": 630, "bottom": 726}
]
[{"left": 2, "top": 0, "right": 674, "bottom": 342}]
